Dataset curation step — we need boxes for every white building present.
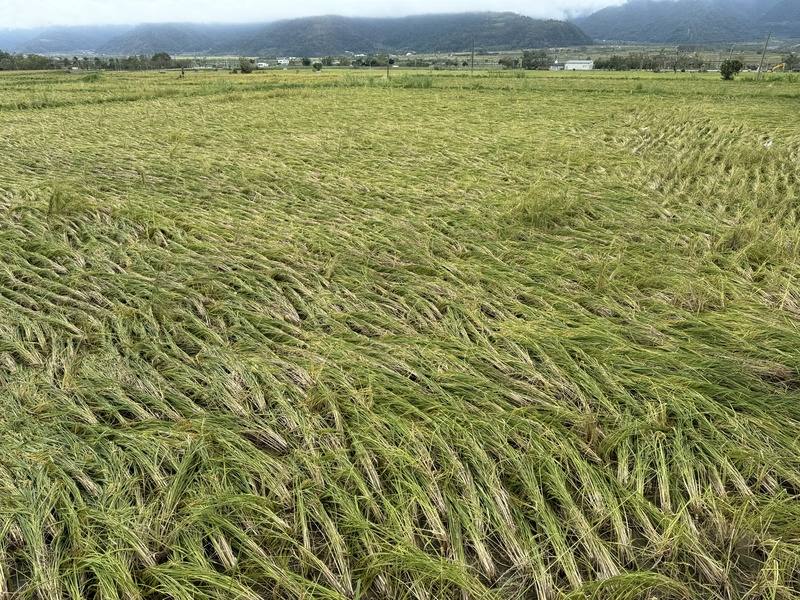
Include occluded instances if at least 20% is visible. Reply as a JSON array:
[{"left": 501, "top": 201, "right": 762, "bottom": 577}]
[
  {"left": 256, "top": 62, "right": 269, "bottom": 69},
  {"left": 277, "top": 58, "right": 291, "bottom": 66},
  {"left": 564, "top": 60, "right": 594, "bottom": 71}
]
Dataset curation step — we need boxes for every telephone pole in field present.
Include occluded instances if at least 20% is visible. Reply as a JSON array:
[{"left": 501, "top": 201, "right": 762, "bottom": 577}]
[
  {"left": 471, "top": 38, "right": 475, "bottom": 76},
  {"left": 757, "top": 32, "right": 771, "bottom": 80}
]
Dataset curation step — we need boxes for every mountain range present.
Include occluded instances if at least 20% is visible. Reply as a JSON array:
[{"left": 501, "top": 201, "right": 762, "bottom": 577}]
[
  {"left": 0, "top": 13, "right": 591, "bottom": 56},
  {"left": 574, "top": 0, "right": 800, "bottom": 43},
  {"left": 1, "top": 3, "right": 797, "bottom": 56}
]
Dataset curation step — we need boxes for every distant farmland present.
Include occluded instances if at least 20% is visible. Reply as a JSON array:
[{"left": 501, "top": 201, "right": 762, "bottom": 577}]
[{"left": 0, "top": 69, "right": 798, "bottom": 599}]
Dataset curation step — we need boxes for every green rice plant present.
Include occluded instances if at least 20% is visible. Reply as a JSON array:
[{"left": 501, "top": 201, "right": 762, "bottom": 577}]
[
  {"left": 45, "top": 185, "right": 77, "bottom": 216},
  {"left": 394, "top": 74, "right": 434, "bottom": 88},
  {"left": 0, "top": 68, "right": 798, "bottom": 600},
  {"left": 79, "top": 72, "right": 103, "bottom": 83}
]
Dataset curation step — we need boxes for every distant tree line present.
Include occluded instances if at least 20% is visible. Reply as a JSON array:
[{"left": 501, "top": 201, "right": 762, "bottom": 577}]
[
  {"left": 0, "top": 51, "right": 192, "bottom": 71},
  {"left": 0, "top": 51, "right": 53, "bottom": 70},
  {"left": 594, "top": 52, "right": 799, "bottom": 73},
  {"left": 498, "top": 50, "right": 552, "bottom": 70},
  {"left": 594, "top": 53, "right": 704, "bottom": 71},
  {"left": 2, "top": 49, "right": 797, "bottom": 74},
  {"left": 0, "top": 49, "right": 548, "bottom": 73}
]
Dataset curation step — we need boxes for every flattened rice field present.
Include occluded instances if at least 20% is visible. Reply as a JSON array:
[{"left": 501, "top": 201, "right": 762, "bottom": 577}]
[{"left": 0, "top": 69, "right": 799, "bottom": 599}]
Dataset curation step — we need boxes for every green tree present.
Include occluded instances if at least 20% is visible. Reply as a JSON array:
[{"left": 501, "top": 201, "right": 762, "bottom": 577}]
[
  {"left": 301, "top": 57, "right": 312, "bottom": 67},
  {"left": 522, "top": 50, "right": 550, "bottom": 70},
  {"left": 312, "top": 62, "right": 322, "bottom": 72},
  {"left": 784, "top": 53, "right": 798, "bottom": 71},
  {"left": 0, "top": 51, "right": 55, "bottom": 71},
  {"left": 498, "top": 57, "right": 517, "bottom": 69},
  {"left": 151, "top": 52, "right": 172, "bottom": 68},
  {"left": 239, "top": 57, "right": 254, "bottom": 74},
  {"left": 720, "top": 59, "right": 743, "bottom": 80}
]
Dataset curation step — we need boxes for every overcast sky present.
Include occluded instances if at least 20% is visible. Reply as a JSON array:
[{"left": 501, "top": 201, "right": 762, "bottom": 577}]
[{"left": 3, "top": 0, "right": 626, "bottom": 29}]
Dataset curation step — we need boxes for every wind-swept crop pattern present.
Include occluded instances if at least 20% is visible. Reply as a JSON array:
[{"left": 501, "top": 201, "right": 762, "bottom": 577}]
[{"left": 0, "top": 69, "right": 799, "bottom": 599}]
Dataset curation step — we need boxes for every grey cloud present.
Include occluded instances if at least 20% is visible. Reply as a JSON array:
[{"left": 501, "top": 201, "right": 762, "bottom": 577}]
[{"left": 3, "top": 0, "right": 624, "bottom": 29}]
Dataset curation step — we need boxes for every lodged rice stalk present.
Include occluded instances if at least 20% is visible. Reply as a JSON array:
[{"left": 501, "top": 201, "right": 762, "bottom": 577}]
[{"left": 0, "top": 68, "right": 798, "bottom": 599}]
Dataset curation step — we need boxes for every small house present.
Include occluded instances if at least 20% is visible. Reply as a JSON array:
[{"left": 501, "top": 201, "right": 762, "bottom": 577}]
[{"left": 564, "top": 60, "right": 594, "bottom": 71}]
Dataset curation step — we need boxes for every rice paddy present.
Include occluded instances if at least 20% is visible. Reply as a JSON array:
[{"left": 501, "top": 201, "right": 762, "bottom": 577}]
[{"left": 0, "top": 68, "right": 799, "bottom": 599}]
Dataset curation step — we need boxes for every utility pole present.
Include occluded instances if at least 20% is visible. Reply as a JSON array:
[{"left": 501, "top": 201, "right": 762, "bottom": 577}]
[
  {"left": 728, "top": 44, "right": 734, "bottom": 61},
  {"left": 471, "top": 38, "right": 475, "bottom": 76},
  {"left": 757, "top": 32, "right": 771, "bottom": 80}
]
